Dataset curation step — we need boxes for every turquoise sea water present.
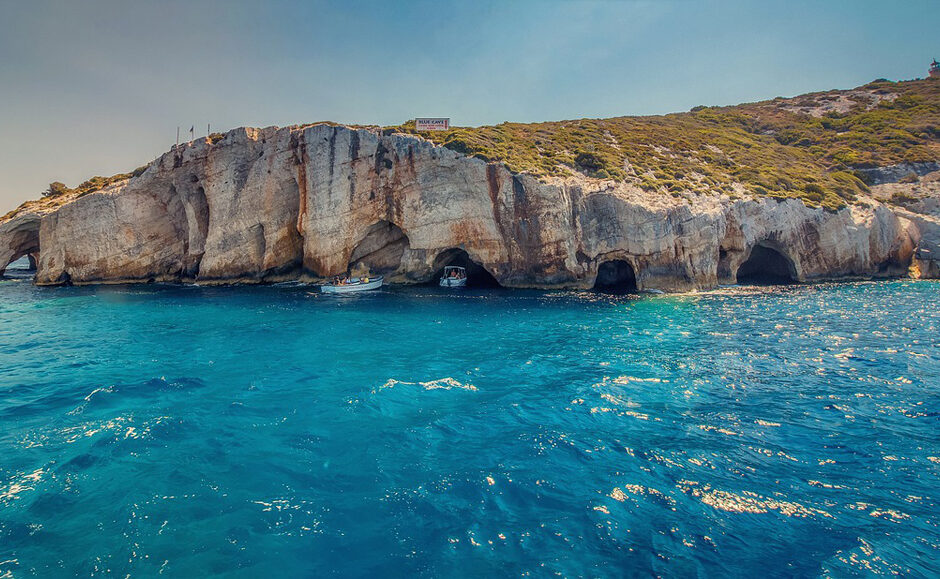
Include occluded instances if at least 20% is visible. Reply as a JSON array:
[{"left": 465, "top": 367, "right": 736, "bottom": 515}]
[{"left": 1, "top": 264, "right": 938, "bottom": 576}]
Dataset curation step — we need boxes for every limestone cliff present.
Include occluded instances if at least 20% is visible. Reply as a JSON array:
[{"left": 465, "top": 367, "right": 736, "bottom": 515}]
[{"left": 1, "top": 123, "right": 937, "bottom": 291}]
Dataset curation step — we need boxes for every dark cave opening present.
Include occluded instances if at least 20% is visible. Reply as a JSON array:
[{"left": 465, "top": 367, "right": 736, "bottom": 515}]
[
  {"left": 593, "top": 259, "right": 638, "bottom": 294},
  {"left": 875, "top": 255, "right": 912, "bottom": 277},
  {"left": 736, "top": 244, "right": 797, "bottom": 285},
  {"left": 430, "top": 248, "right": 501, "bottom": 288}
]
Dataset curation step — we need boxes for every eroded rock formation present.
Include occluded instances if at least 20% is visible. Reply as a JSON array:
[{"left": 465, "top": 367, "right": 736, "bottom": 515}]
[
  {"left": 2, "top": 124, "right": 938, "bottom": 290},
  {"left": 0, "top": 211, "right": 40, "bottom": 277}
]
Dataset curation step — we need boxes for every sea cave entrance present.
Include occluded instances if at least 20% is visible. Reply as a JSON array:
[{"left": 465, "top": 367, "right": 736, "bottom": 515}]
[
  {"left": 348, "top": 221, "right": 410, "bottom": 276},
  {"left": 736, "top": 244, "right": 797, "bottom": 285},
  {"left": 1, "top": 254, "right": 37, "bottom": 279},
  {"left": 593, "top": 259, "right": 638, "bottom": 294},
  {"left": 431, "top": 248, "right": 501, "bottom": 287},
  {"left": 875, "top": 255, "right": 912, "bottom": 278},
  {"left": 1, "top": 217, "right": 41, "bottom": 279}
]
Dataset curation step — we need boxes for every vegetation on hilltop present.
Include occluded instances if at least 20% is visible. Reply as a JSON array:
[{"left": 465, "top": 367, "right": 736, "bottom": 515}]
[
  {"left": 392, "top": 78, "right": 940, "bottom": 211},
  {"left": 4, "top": 79, "right": 937, "bottom": 223},
  {"left": 2, "top": 166, "right": 148, "bottom": 222},
  {"left": 56, "top": 167, "right": 149, "bottom": 198}
]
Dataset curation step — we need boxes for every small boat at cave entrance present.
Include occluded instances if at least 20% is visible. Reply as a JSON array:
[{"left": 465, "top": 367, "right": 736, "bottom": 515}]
[
  {"left": 320, "top": 276, "right": 384, "bottom": 294},
  {"left": 439, "top": 266, "right": 467, "bottom": 288}
]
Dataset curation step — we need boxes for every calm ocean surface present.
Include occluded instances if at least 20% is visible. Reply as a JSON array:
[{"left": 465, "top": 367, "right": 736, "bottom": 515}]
[{"left": 1, "top": 262, "right": 938, "bottom": 577}]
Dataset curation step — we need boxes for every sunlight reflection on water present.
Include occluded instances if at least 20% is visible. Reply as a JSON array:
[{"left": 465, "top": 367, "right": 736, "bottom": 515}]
[{"left": 0, "top": 280, "right": 938, "bottom": 576}]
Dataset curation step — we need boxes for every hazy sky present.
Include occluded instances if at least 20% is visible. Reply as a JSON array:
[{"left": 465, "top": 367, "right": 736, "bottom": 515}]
[{"left": 1, "top": 0, "right": 936, "bottom": 212}]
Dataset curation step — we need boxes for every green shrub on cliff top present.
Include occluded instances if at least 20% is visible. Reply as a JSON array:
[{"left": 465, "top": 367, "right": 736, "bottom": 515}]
[
  {"left": 6, "top": 79, "right": 937, "bottom": 223},
  {"left": 390, "top": 78, "right": 940, "bottom": 211},
  {"left": 4, "top": 165, "right": 150, "bottom": 222},
  {"left": 42, "top": 182, "right": 70, "bottom": 198}
]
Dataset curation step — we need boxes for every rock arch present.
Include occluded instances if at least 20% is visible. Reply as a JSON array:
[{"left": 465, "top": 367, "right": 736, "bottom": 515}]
[
  {"left": 735, "top": 242, "right": 798, "bottom": 284},
  {"left": 430, "top": 247, "right": 501, "bottom": 287},
  {"left": 593, "top": 259, "right": 638, "bottom": 293},
  {"left": 0, "top": 214, "right": 41, "bottom": 277},
  {"left": 348, "top": 220, "right": 410, "bottom": 275}
]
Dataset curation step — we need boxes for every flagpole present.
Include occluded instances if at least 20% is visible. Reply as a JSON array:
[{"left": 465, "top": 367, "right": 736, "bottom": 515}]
[{"left": 176, "top": 126, "right": 180, "bottom": 148}]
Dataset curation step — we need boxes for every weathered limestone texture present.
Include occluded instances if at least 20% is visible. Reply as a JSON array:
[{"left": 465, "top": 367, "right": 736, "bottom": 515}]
[{"left": 2, "top": 124, "right": 938, "bottom": 289}]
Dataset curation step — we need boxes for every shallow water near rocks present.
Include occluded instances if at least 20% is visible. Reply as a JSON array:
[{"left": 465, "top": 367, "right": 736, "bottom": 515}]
[{"left": 1, "top": 273, "right": 938, "bottom": 576}]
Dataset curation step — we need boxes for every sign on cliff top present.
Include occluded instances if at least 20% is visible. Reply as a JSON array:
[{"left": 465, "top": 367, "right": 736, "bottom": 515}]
[{"left": 415, "top": 118, "right": 450, "bottom": 131}]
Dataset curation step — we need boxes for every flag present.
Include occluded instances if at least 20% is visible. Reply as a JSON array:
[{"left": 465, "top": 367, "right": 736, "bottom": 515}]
[{"left": 189, "top": 125, "right": 194, "bottom": 134}]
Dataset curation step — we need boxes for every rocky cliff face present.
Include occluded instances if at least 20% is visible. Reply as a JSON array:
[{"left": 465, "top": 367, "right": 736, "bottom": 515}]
[{"left": 2, "top": 124, "right": 938, "bottom": 291}]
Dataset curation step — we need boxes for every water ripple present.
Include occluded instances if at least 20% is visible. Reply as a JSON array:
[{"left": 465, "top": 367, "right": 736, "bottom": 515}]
[{"left": 0, "top": 280, "right": 938, "bottom": 576}]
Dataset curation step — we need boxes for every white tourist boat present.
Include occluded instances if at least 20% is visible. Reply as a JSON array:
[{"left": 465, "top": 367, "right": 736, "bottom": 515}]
[
  {"left": 320, "top": 276, "right": 384, "bottom": 294},
  {"left": 439, "top": 266, "right": 467, "bottom": 288}
]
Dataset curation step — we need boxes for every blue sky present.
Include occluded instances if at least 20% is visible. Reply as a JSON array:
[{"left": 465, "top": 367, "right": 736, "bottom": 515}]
[{"left": 1, "top": 0, "right": 936, "bottom": 212}]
